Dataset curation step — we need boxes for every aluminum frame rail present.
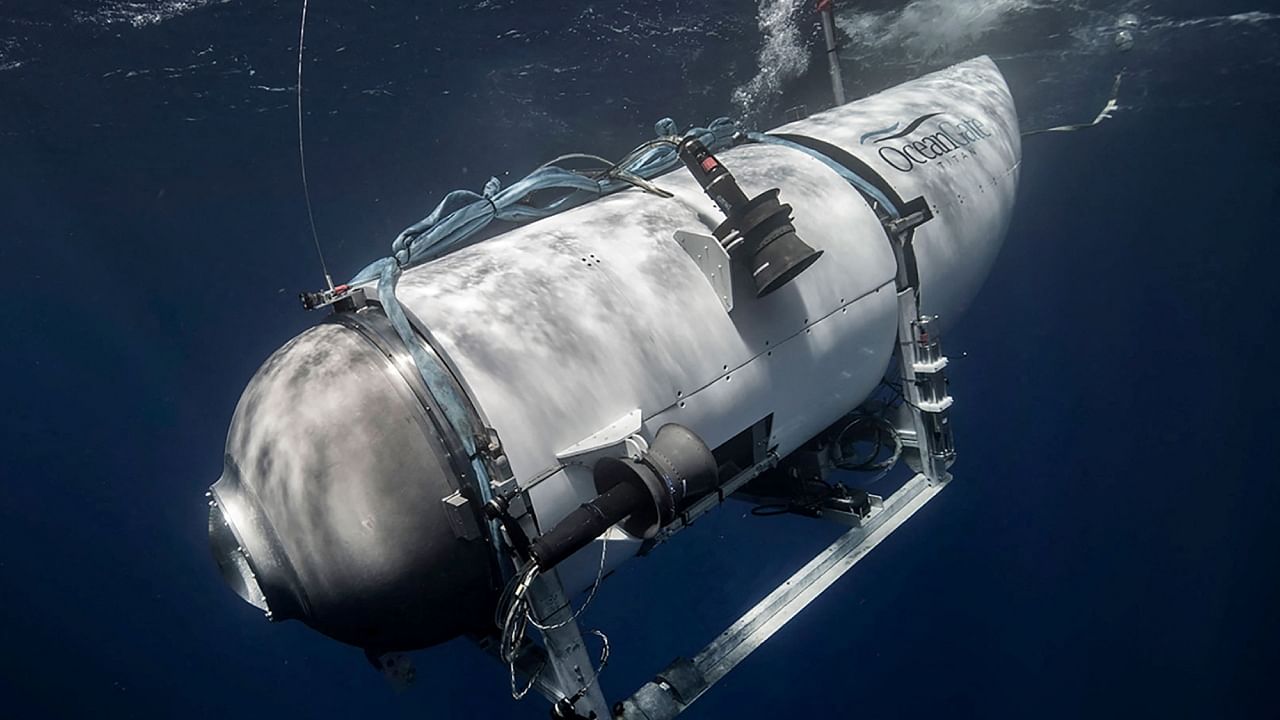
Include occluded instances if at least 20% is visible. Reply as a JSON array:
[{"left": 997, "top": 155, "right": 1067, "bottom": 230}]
[
  {"left": 612, "top": 215, "right": 958, "bottom": 718},
  {"left": 614, "top": 472, "right": 944, "bottom": 719}
]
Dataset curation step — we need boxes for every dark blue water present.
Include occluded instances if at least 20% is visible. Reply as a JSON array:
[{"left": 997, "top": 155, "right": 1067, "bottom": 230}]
[{"left": 3, "top": 1, "right": 1278, "bottom": 717}]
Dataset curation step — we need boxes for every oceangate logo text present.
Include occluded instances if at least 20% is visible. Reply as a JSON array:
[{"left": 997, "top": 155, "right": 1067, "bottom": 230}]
[{"left": 861, "top": 113, "right": 993, "bottom": 173}]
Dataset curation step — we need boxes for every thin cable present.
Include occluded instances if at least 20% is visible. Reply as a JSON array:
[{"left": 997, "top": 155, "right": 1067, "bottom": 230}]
[
  {"left": 497, "top": 561, "right": 540, "bottom": 662},
  {"left": 297, "top": 0, "right": 333, "bottom": 290},
  {"left": 885, "top": 381, "right": 927, "bottom": 414},
  {"left": 571, "top": 629, "right": 611, "bottom": 701},
  {"left": 538, "top": 152, "right": 617, "bottom": 172},
  {"left": 497, "top": 562, "right": 542, "bottom": 699},
  {"left": 1023, "top": 72, "right": 1123, "bottom": 138},
  {"left": 347, "top": 119, "right": 735, "bottom": 285},
  {"left": 496, "top": 537, "right": 612, "bottom": 701},
  {"left": 749, "top": 477, "right": 838, "bottom": 517},
  {"left": 528, "top": 536, "right": 609, "bottom": 631},
  {"left": 838, "top": 416, "right": 902, "bottom": 485},
  {"left": 834, "top": 414, "right": 899, "bottom": 472}
]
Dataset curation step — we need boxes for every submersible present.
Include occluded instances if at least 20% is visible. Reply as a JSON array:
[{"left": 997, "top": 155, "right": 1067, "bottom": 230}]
[{"left": 207, "top": 56, "right": 1020, "bottom": 718}]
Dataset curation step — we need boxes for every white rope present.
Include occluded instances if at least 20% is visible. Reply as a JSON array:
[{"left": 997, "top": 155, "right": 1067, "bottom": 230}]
[{"left": 1023, "top": 73, "right": 1124, "bottom": 137}]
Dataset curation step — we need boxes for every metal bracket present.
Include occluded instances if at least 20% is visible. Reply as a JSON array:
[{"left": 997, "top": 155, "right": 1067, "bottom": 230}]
[
  {"left": 624, "top": 434, "right": 650, "bottom": 461},
  {"left": 556, "top": 408, "right": 644, "bottom": 462},
  {"left": 893, "top": 292, "right": 955, "bottom": 483},
  {"left": 783, "top": 104, "right": 810, "bottom": 122},
  {"left": 673, "top": 230, "right": 734, "bottom": 313},
  {"left": 301, "top": 284, "right": 363, "bottom": 312},
  {"left": 883, "top": 196, "right": 934, "bottom": 237},
  {"left": 442, "top": 491, "right": 483, "bottom": 541}
]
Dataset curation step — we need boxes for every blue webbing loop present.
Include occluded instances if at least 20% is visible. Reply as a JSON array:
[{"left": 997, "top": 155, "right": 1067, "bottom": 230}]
[
  {"left": 744, "top": 132, "right": 903, "bottom": 219},
  {"left": 346, "top": 117, "right": 740, "bottom": 563},
  {"left": 351, "top": 116, "right": 739, "bottom": 286}
]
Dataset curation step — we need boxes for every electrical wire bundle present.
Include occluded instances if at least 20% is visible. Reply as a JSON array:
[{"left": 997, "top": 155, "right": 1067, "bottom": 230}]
[
  {"left": 833, "top": 411, "right": 902, "bottom": 483},
  {"left": 494, "top": 540, "right": 610, "bottom": 703},
  {"left": 749, "top": 476, "right": 850, "bottom": 517},
  {"left": 495, "top": 560, "right": 543, "bottom": 699},
  {"left": 750, "top": 384, "right": 904, "bottom": 518}
]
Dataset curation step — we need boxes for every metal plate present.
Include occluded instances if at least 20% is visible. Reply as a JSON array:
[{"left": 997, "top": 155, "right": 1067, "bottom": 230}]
[{"left": 673, "top": 230, "right": 734, "bottom": 312}]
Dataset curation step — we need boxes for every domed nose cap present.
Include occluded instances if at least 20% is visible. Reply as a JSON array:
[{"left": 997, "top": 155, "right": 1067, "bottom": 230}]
[{"left": 208, "top": 320, "right": 497, "bottom": 651}]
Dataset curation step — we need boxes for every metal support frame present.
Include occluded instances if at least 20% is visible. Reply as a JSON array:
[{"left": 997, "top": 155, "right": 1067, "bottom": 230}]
[
  {"left": 616, "top": 473, "right": 944, "bottom": 720},
  {"left": 892, "top": 290, "right": 955, "bottom": 485},
  {"left": 606, "top": 205, "right": 959, "bottom": 718},
  {"left": 610, "top": 253, "right": 957, "bottom": 717},
  {"left": 486, "top": 199, "right": 960, "bottom": 719},
  {"left": 521, "top": 569, "right": 612, "bottom": 718},
  {"left": 881, "top": 195, "right": 952, "bottom": 486},
  {"left": 499, "top": 280, "right": 958, "bottom": 718}
]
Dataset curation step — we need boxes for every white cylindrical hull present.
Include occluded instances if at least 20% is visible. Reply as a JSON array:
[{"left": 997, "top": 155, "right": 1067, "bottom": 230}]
[
  {"left": 389, "top": 56, "right": 1021, "bottom": 587},
  {"left": 209, "top": 56, "right": 1020, "bottom": 647}
]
